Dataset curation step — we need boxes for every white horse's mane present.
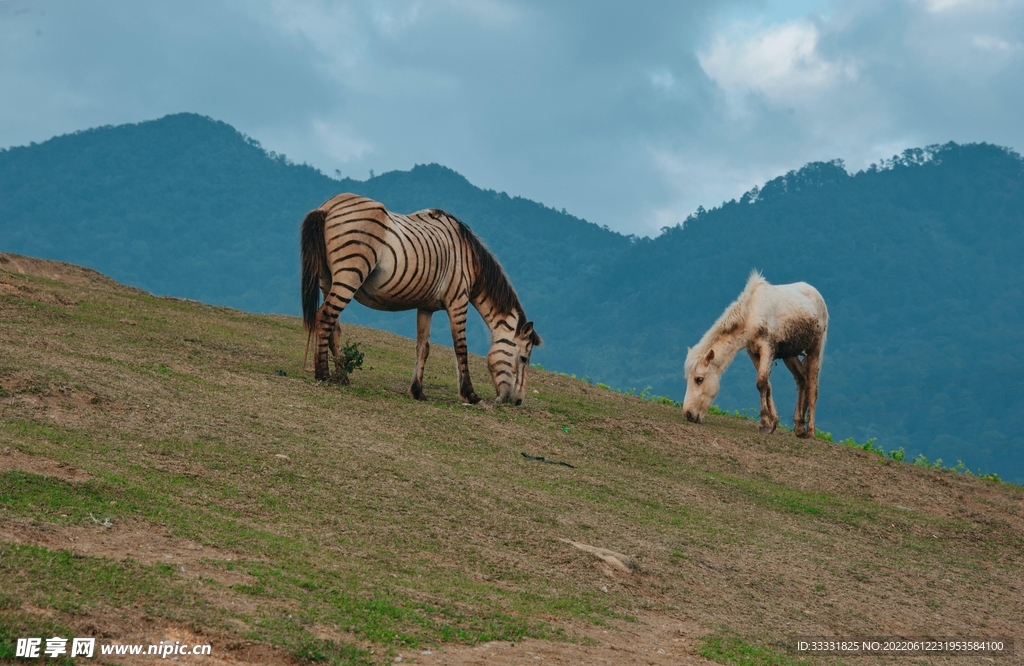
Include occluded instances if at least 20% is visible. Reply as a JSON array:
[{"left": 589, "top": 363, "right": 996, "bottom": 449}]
[{"left": 685, "top": 270, "right": 766, "bottom": 376}]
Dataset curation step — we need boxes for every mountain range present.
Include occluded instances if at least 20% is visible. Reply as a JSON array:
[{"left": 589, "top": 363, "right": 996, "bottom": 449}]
[{"left": 1, "top": 113, "right": 1022, "bottom": 482}]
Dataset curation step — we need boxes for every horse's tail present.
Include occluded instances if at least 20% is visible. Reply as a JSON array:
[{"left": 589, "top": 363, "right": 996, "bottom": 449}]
[
  {"left": 301, "top": 209, "right": 329, "bottom": 369},
  {"left": 816, "top": 287, "right": 829, "bottom": 370},
  {"left": 819, "top": 300, "right": 829, "bottom": 365}
]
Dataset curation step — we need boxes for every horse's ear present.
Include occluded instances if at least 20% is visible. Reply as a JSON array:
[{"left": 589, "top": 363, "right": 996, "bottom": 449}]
[
  {"left": 705, "top": 348, "right": 715, "bottom": 363},
  {"left": 522, "top": 321, "right": 542, "bottom": 346}
]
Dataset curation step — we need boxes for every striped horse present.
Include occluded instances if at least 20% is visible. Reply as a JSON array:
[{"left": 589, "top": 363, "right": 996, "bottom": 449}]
[{"left": 300, "top": 193, "right": 542, "bottom": 405}]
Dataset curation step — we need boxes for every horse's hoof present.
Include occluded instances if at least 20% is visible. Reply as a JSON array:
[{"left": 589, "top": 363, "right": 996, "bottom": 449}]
[
  {"left": 410, "top": 390, "right": 427, "bottom": 401},
  {"left": 758, "top": 425, "right": 773, "bottom": 434},
  {"left": 796, "top": 430, "right": 812, "bottom": 439},
  {"left": 463, "top": 393, "right": 481, "bottom": 405}
]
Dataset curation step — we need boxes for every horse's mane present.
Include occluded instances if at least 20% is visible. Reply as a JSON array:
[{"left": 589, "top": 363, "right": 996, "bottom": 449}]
[
  {"left": 445, "top": 212, "right": 527, "bottom": 326},
  {"left": 685, "top": 270, "right": 766, "bottom": 375}
]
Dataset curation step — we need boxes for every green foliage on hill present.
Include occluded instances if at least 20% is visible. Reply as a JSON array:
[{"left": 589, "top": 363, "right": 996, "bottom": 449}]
[{"left": 1, "top": 114, "right": 1022, "bottom": 482}]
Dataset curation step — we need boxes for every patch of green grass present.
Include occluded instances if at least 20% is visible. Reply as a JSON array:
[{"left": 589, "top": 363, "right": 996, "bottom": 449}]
[
  {"left": 0, "top": 543, "right": 207, "bottom": 619},
  {"left": 0, "top": 596, "right": 77, "bottom": 666},
  {"left": 699, "top": 634, "right": 810, "bottom": 666},
  {"left": 0, "top": 470, "right": 136, "bottom": 525},
  {"left": 704, "top": 471, "right": 871, "bottom": 523},
  {"left": 2, "top": 419, "right": 97, "bottom": 453},
  {"left": 235, "top": 563, "right": 553, "bottom": 648},
  {"left": 293, "top": 637, "right": 373, "bottom": 665}
]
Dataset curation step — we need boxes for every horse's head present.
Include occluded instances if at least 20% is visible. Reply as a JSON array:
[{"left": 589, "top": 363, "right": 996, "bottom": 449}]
[
  {"left": 489, "top": 316, "right": 542, "bottom": 405},
  {"left": 683, "top": 346, "right": 721, "bottom": 423}
]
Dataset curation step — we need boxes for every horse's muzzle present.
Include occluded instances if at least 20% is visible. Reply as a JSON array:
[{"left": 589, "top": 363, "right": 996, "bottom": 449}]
[{"left": 685, "top": 410, "right": 701, "bottom": 423}]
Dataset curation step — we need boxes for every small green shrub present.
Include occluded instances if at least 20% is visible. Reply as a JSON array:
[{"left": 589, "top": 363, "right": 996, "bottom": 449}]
[
  {"left": 913, "top": 453, "right": 942, "bottom": 469},
  {"left": 332, "top": 341, "right": 364, "bottom": 385}
]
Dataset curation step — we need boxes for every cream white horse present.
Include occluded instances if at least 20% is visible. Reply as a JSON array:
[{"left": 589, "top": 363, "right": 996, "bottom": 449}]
[{"left": 683, "top": 271, "right": 828, "bottom": 437}]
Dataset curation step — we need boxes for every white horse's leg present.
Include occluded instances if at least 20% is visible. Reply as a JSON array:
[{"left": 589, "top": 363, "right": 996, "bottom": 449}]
[
  {"left": 803, "top": 347, "right": 823, "bottom": 439},
  {"left": 750, "top": 343, "right": 779, "bottom": 434},
  {"left": 784, "top": 357, "right": 808, "bottom": 436}
]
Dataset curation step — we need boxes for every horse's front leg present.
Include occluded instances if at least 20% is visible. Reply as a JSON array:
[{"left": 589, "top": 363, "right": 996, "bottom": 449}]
[
  {"left": 784, "top": 357, "right": 809, "bottom": 436},
  {"left": 411, "top": 308, "right": 432, "bottom": 400},
  {"left": 446, "top": 294, "right": 480, "bottom": 404},
  {"left": 750, "top": 345, "right": 779, "bottom": 434}
]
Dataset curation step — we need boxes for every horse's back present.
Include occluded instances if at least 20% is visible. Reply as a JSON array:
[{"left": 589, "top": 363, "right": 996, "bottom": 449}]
[
  {"left": 762, "top": 282, "right": 827, "bottom": 320},
  {"left": 750, "top": 282, "right": 828, "bottom": 357}
]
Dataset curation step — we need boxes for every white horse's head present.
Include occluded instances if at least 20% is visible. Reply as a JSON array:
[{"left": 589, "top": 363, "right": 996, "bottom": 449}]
[{"left": 683, "top": 346, "right": 722, "bottom": 423}]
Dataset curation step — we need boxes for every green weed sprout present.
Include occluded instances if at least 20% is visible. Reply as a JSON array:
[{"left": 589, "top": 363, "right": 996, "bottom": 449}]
[{"left": 332, "top": 341, "right": 365, "bottom": 385}]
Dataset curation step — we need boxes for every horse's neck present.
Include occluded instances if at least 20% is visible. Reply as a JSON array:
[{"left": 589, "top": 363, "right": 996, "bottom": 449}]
[
  {"left": 708, "top": 327, "right": 750, "bottom": 372},
  {"left": 472, "top": 292, "right": 517, "bottom": 339}
]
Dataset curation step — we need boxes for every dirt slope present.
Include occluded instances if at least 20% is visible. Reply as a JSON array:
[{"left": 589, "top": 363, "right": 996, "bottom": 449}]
[{"left": 1, "top": 253, "right": 1021, "bottom": 665}]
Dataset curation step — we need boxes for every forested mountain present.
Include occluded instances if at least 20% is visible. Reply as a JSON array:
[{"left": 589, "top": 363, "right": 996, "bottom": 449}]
[{"left": 1, "top": 114, "right": 1022, "bottom": 482}]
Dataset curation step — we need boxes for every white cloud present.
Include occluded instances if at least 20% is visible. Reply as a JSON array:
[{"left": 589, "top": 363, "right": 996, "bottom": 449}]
[
  {"left": 4, "top": 1, "right": 1024, "bottom": 237},
  {"left": 439, "top": 0, "right": 522, "bottom": 29},
  {"left": 973, "top": 34, "right": 1023, "bottom": 53},
  {"left": 643, "top": 144, "right": 787, "bottom": 234},
  {"left": 371, "top": 2, "right": 423, "bottom": 38},
  {"left": 918, "top": 0, "right": 1011, "bottom": 14},
  {"left": 698, "top": 19, "right": 857, "bottom": 106},
  {"left": 649, "top": 69, "right": 674, "bottom": 93},
  {"left": 263, "top": 2, "right": 367, "bottom": 65},
  {"left": 313, "top": 120, "right": 373, "bottom": 164}
]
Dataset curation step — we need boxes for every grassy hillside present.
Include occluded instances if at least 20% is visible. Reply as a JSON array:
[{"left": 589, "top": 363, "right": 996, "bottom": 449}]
[{"left": 1, "top": 254, "right": 1022, "bottom": 665}]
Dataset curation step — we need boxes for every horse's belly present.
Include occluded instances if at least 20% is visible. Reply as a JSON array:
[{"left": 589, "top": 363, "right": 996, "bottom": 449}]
[
  {"left": 355, "top": 267, "right": 445, "bottom": 312},
  {"left": 772, "top": 320, "right": 822, "bottom": 358}
]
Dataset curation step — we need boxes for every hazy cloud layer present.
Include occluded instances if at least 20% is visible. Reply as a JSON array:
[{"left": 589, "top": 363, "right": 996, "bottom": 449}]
[{"left": 2, "top": 0, "right": 1022, "bottom": 235}]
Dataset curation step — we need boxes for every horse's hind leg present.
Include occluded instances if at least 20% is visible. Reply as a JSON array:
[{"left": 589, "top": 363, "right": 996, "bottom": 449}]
[
  {"left": 411, "top": 308, "right": 432, "bottom": 400},
  {"left": 327, "top": 321, "right": 341, "bottom": 366},
  {"left": 784, "top": 357, "right": 809, "bottom": 437},
  {"left": 803, "top": 347, "right": 823, "bottom": 438},
  {"left": 314, "top": 265, "right": 365, "bottom": 382},
  {"left": 750, "top": 345, "right": 779, "bottom": 434}
]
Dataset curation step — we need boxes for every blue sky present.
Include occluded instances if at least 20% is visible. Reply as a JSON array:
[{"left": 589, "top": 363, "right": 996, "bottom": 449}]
[{"left": 2, "top": 0, "right": 1023, "bottom": 235}]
